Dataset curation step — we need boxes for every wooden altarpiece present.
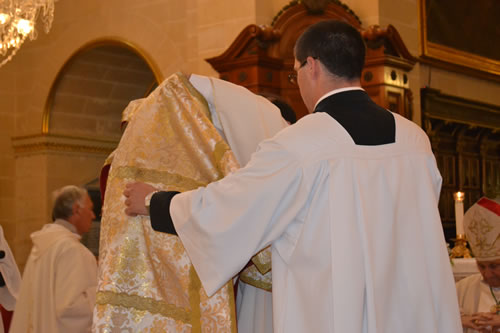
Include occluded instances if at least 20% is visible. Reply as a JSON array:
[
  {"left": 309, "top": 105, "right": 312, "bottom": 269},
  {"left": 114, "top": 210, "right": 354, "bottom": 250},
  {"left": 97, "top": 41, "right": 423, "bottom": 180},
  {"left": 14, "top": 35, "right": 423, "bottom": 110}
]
[
  {"left": 422, "top": 88, "right": 500, "bottom": 241},
  {"left": 206, "top": 1, "right": 416, "bottom": 120}
]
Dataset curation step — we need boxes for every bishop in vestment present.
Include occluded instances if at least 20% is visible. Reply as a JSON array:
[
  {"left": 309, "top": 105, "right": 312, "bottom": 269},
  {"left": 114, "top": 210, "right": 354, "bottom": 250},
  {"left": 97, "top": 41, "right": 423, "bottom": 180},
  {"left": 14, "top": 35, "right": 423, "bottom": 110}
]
[{"left": 456, "top": 196, "right": 500, "bottom": 332}]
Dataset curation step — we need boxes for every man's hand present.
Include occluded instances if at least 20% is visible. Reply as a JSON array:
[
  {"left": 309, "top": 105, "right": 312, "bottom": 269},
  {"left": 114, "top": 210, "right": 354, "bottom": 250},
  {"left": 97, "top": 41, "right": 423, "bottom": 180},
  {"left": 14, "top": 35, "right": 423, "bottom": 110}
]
[
  {"left": 474, "top": 312, "right": 500, "bottom": 332},
  {"left": 123, "top": 182, "right": 157, "bottom": 216},
  {"left": 462, "top": 312, "right": 500, "bottom": 332},
  {"left": 462, "top": 313, "right": 485, "bottom": 330}
]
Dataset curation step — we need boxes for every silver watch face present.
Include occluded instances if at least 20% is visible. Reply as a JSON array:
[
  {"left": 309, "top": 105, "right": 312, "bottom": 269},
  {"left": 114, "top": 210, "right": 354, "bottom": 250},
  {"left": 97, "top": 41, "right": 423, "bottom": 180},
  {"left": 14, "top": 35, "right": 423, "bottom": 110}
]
[{"left": 145, "top": 191, "right": 157, "bottom": 207}]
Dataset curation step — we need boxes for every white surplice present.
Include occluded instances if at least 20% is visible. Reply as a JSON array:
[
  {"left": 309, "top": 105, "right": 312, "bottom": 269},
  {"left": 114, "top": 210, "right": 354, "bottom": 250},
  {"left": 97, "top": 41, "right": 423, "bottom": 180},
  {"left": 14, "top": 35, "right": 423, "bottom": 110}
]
[
  {"left": 10, "top": 221, "right": 97, "bottom": 333},
  {"left": 170, "top": 111, "right": 462, "bottom": 332},
  {"left": 236, "top": 280, "right": 273, "bottom": 333}
]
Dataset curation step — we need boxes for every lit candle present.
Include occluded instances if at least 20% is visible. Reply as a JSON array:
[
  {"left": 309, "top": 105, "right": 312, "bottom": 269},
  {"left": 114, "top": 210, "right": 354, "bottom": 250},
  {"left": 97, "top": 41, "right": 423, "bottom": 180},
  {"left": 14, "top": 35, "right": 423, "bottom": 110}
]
[{"left": 454, "top": 191, "right": 465, "bottom": 236}]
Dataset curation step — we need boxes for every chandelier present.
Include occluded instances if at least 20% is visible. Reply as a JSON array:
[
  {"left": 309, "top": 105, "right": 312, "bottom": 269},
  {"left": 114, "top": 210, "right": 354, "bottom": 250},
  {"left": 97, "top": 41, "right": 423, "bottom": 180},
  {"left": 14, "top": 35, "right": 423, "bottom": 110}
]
[{"left": 0, "top": 0, "right": 57, "bottom": 68}]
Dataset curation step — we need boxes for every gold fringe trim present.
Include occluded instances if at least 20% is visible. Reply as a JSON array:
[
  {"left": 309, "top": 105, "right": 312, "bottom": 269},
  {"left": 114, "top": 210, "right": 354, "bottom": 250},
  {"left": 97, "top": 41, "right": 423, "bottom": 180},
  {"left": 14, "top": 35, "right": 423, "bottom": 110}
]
[
  {"left": 189, "top": 266, "right": 202, "bottom": 333},
  {"left": 177, "top": 72, "right": 212, "bottom": 121},
  {"left": 252, "top": 257, "right": 272, "bottom": 275},
  {"left": 239, "top": 274, "right": 272, "bottom": 292},
  {"left": 96, "top": 290, "right": 191, "bottom": 324},
  {"left": 114, "top": 166, "right": 207, "bottom": 190},
  {"left": 251, "top": 247, "right": 272, "bottom": 275},
  {"left": 214, "top": 141, "right": 232, "bottom": 174},
  {"left": 227, "top": 281, "right": 238, "bottom": 333}
]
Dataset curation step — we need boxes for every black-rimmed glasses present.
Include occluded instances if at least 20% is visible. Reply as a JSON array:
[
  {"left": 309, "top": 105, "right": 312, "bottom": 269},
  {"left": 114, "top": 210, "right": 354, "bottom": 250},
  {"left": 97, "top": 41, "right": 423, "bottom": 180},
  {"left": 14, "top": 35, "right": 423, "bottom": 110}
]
[{"left": 288, "top": 59, "right": 308, "bottom": 85}]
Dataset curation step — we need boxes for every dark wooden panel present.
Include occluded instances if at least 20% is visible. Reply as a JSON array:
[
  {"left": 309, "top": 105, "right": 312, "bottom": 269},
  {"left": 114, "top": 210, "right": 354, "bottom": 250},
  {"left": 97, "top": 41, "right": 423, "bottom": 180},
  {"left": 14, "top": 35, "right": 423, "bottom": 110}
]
[{"left": 422, "top": 88, "right": 500, "bottom": 243}]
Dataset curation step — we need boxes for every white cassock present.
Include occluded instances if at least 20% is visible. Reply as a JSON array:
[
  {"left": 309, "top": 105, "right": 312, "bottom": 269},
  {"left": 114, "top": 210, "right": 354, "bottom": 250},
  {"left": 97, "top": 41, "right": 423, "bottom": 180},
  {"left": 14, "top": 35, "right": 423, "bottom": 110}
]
[
  {"left": 235, "top": 280, "right": 273, "bottom": 333},
  {"left": 0, "top": 226, "right": 21, "bottom": 333},
  {"left": 189, "top": 74, "right": 286, "bottom": 333},
  {"left": 169, "top": 111, "right": 462, "bottom": 332},
  {"left": 10, "top": 221, "right": 97, "bottom": 333},
  {"left": 456, "top": 273, "right": 500, "bottom": 333}
]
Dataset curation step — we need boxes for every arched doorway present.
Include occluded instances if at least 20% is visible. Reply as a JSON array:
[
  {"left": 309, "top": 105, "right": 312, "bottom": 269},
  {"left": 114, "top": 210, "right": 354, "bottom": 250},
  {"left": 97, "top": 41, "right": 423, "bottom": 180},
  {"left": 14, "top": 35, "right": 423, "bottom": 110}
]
[{"left": 12, "top": 40, "right": 160, "bottom": 265}]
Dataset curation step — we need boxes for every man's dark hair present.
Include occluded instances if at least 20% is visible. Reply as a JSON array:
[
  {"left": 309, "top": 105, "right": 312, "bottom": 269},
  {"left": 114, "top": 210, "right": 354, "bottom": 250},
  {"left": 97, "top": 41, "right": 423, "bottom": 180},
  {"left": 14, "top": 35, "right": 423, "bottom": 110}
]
[{"left": 294, "top": 20, "right": 365, "bottom": 80}]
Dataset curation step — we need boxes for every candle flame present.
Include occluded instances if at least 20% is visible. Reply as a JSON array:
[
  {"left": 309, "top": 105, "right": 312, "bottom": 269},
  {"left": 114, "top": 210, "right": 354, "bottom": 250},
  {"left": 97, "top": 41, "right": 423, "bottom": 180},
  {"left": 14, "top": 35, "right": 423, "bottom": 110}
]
[{"left": 454, "top": 191, "right": 464, "bottom": 202}]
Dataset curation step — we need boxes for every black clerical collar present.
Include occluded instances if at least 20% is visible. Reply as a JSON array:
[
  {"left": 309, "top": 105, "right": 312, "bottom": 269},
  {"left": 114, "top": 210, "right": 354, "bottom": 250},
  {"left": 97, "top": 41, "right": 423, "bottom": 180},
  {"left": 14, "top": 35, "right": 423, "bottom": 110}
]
[
  {"left": 314, "top": 87, "right": 365, "bottom": 110},
  {"left": 314, "top": 90, "right": 396, "bottom": 146}
]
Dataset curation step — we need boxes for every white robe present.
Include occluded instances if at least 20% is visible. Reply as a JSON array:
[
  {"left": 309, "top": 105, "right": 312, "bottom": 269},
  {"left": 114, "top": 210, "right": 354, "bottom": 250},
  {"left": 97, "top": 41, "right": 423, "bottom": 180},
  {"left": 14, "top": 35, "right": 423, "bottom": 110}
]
[
  {"left": 10, "top": 221, "right": 97, "bottom": 333},
  {"left": 170, "top": 111, "right": 462, "bottom": 332},
  {"left": 236, "top": 280, "right": 273, "bottom": 333},
  {"left": 456, "top": 273, "right": 500, "bottom": 333}
]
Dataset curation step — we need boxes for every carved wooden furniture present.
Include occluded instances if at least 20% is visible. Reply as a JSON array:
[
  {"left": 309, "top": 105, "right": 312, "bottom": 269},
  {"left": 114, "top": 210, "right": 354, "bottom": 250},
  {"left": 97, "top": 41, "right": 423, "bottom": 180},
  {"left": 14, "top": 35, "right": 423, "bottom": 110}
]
[
  {"left": 422, "top": 88, "right": 500, "bottom": 241},
  {"left": 206, "top": 1, "right": 416, "bottom": 119},
  {"left": 362, "top": 25, "right": 416, "bottom": 119}
]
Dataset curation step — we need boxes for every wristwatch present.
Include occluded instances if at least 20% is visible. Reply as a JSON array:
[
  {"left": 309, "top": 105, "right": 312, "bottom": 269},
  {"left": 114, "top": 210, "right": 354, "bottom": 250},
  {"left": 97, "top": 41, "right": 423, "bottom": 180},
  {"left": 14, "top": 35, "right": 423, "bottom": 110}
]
[{"left": 144, "top": 191, "right": 159, "bottom": 214}]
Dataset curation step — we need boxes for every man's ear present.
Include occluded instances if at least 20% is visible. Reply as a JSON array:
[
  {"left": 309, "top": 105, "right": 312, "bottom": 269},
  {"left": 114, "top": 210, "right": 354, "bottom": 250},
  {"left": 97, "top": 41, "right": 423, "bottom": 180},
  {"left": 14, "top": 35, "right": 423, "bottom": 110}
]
[
  {"left": 308, "top": 56, "right": 321, "bottom": 80},
  {"left": 72, "top": 202, "right": 80, "bottom": 216}
]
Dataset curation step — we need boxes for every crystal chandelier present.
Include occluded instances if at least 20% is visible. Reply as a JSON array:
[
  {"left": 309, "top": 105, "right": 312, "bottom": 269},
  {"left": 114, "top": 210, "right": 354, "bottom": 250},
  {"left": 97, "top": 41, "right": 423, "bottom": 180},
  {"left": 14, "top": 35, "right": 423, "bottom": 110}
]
[{"left": 0, "top": 0, "right": 57, "bottom": 68}]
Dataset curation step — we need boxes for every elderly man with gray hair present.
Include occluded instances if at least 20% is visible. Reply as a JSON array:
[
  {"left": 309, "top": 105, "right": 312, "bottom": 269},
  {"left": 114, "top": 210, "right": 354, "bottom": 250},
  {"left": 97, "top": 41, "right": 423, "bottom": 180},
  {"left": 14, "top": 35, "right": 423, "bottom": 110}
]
[{"left": 10, "top": 185, "right": 97, "bottom": 333}]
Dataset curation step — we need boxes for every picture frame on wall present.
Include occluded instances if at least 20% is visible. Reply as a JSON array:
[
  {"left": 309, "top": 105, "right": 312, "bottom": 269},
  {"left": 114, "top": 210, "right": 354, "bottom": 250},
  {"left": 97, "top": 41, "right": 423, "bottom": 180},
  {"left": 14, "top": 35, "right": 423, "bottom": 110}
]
[{"left": 419, "top": 0, "right": 500, "bottom": 79}]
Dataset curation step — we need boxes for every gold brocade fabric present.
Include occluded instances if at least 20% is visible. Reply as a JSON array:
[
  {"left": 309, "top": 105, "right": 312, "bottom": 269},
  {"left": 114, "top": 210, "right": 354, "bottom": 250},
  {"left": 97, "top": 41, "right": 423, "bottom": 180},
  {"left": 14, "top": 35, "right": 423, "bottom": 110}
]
[
  {"left": 251, "top": 246, "right": 272, "bottom": 275},
  {"left": 239, "top": 247, "right": 272, "bottom": 292},
  {"left": 239, "top": 266, "right": 272, "bottom": 292},
  {"left": 93, "top": 73, "right": 238, "bottom": 332}
]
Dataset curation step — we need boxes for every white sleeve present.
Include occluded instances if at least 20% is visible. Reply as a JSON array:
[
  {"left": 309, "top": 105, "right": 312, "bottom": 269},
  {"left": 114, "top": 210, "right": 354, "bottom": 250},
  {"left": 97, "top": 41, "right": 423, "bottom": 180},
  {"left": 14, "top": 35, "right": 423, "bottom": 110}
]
[{"left": 171, "top": 139, "right": 311, "bottom": 296}]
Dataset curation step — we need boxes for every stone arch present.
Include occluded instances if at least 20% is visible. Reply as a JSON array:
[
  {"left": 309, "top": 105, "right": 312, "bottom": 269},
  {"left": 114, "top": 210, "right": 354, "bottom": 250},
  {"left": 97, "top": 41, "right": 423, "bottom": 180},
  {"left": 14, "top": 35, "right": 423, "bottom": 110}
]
[
  {"left": 33, "top": 39, "right": 162, "bottom": 257},
  {"left": 42, "top": 38, "right": 161, "bottom": 139},
  {"left": 10, "top": 38, "right": 162, "bottom": 268}
]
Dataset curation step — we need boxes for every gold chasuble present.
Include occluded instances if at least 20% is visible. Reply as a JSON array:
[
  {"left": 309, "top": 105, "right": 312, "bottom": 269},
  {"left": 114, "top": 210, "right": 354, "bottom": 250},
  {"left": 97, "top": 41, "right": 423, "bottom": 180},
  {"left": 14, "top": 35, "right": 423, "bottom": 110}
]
[{"left": 93, "top": 73, "right": 238, "bottom": 332}]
